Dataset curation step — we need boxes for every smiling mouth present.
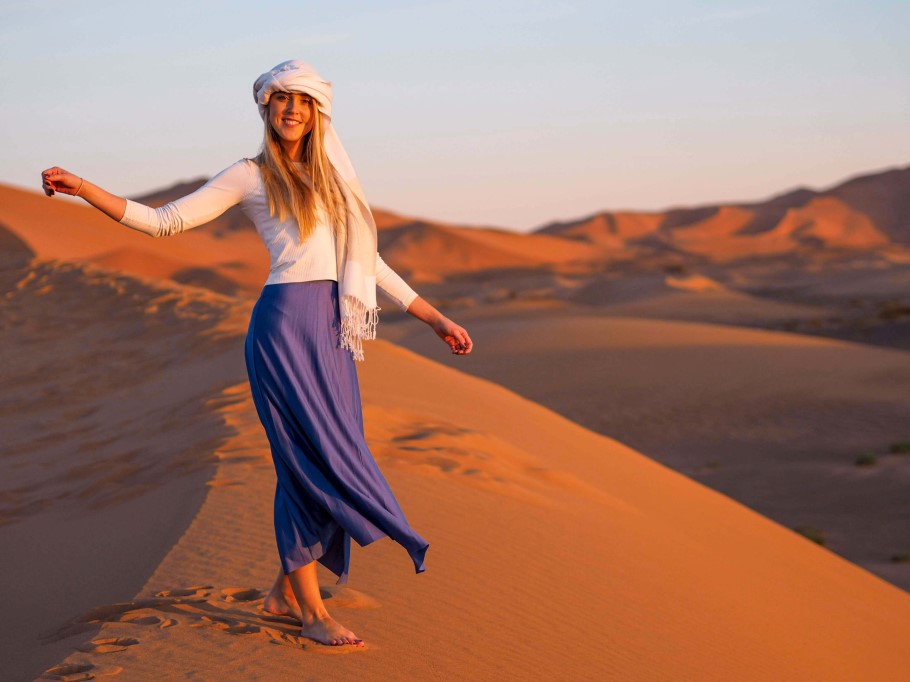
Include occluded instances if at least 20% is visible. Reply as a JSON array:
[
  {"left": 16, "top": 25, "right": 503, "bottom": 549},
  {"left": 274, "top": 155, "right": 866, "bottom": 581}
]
[{"left": 282, "top": 118, "right": 302, "bottom": 126}]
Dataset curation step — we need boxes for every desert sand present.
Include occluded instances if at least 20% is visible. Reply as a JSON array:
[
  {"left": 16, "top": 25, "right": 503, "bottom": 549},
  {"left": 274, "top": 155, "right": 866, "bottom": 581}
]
[{"left": 2, "top": 164, "right": 910, "bottom": 680}]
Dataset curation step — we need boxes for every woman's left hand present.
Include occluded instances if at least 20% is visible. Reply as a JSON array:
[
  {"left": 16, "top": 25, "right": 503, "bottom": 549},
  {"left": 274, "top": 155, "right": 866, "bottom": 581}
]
[{"left": 432, "top": 317, "right": 473, "bottom": 355}]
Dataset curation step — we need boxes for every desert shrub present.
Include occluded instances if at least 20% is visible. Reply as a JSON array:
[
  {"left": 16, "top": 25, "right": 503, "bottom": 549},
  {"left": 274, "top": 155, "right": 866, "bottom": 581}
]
[
  {"left": 889, "top": 441, "right": 910, "bottom": 454},
  {"left": 854, "top": 452, "right": 877, "bottom": 466},
  {"left": 794, "top": 525, "right": 827, "bottom": 546},
  {"left": 890, "top": 553, "right": 910, "bottom": 564}
]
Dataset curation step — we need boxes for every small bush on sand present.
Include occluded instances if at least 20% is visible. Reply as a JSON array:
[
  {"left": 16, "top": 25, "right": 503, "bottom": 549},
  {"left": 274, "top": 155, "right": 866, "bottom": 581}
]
[
  {"left": 889, "top": 441, "right": 910, "bottom": 454},
  {"left": 890, "top": 553, "right": 910, "bottom": 564},
  {"left": 855, "top": 452, "right": 877, "bottom": 466},
  {"left": 794, "top": 525, "right": 827, "bottom": 546}
]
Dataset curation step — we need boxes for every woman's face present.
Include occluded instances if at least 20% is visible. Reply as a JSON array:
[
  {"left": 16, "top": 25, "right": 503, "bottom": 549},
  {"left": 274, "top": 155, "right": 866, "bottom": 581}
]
[{"left": 268, "top": 91, "right": 315, "bottom": 154}]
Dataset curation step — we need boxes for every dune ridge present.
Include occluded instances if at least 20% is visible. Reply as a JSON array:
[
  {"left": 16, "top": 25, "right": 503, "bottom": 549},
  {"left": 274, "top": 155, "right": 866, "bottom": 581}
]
[{"left": 33, "top": 328, "right": 910, "bottom": 681}]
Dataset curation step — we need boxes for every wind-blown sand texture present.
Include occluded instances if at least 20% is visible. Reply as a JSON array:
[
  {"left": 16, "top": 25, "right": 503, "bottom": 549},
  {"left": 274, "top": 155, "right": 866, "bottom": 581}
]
[{"left": 2, "top": 161, "right": 910, "bottom": 680}]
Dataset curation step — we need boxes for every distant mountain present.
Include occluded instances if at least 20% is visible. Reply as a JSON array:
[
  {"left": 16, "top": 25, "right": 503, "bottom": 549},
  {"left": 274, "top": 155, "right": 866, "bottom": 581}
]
[{"left": 536, "top": 163, "right": 910, "bottom": 262}]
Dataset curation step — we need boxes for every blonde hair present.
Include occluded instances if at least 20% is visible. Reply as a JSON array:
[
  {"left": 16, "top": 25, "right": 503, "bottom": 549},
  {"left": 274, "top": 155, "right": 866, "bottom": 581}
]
[{"left": 257, "top": 99, "right": 347, "bottom": 241}]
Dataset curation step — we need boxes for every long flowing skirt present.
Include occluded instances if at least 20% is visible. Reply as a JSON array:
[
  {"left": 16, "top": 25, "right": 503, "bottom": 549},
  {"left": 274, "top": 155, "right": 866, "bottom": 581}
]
[{"left": 244, "top": 280, "right": 428, "bottom": 584}]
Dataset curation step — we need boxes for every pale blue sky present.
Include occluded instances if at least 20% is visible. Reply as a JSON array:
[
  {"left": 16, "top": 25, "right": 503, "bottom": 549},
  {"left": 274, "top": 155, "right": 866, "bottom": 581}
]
[{"left": 2, "top": 0, "right": 908, "bottom": 230}]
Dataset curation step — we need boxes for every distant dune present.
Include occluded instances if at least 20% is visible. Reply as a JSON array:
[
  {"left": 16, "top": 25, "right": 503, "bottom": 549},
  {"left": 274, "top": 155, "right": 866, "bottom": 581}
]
[{"left": 538, "top": 162, "right": 910, "bottom": 262}]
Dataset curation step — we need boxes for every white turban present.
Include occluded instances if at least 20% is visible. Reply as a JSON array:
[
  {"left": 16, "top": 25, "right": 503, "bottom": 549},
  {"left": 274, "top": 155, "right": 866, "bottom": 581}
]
[
  {"left": 253, "top": 59, "right": 369, "bottom": 213},
  {"left": 254, "top": 60, "right": 380, "bottom": 361}
]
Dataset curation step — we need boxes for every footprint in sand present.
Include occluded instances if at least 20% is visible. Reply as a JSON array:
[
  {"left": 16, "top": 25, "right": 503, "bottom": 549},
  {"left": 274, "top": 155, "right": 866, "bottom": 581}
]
[
  {"left": 221, "top": 587, "right": 263, "bottom": 602},
  {"left": 76, "top": 637, "right": 140, "bottom": 654},
  {"left": 54, "top": 583, "right": 375, "bottom": 657},
  {"left": 195, "top": 614, "right": 262, "bottom": 636},
  {"left": 42, "top": 662, "right": 123, "bottom": 680},
  {"left": 119, "top": 612, "right": 177, "bottom": 628},
  {"left": 42, "top": 663, "right": 93, "bottom": 682},
  {"left": 154, "top": 585, "right": 212, "bottom": 600},
  {"left": 320, "top": 585, "right": 381, "bottom": 609}
]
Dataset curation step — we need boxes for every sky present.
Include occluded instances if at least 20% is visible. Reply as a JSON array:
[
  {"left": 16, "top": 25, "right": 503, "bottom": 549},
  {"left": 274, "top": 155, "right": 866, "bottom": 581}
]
[{"left": 2, "top": 0, "right": 908, "bottom": 231}]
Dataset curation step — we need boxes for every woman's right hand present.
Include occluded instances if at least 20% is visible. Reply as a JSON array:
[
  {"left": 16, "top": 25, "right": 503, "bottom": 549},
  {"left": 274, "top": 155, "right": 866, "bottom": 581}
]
[
  {"left": 39, "top": 169, "right": 127, "bottom": 221},
  {"left": 41, "top": 167, "right": 82, "bottom": 197}
]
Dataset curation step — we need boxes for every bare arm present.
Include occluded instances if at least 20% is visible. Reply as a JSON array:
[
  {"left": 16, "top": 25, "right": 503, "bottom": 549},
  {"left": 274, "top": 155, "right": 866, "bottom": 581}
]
[
  {"left": 405, "top": 295, "right": 473, "bottom": 355},
  {"left": 41, "top": 167, "right": 126, "bottom": 221},
  {"left": 374, "top": 253, "right": 473, "bottom": 355}
]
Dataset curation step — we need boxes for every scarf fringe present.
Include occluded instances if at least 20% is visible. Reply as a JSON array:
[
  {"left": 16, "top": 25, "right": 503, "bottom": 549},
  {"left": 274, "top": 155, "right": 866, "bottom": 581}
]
[{"left": 339, "top": 294, "right": 379, "bottom": 362}]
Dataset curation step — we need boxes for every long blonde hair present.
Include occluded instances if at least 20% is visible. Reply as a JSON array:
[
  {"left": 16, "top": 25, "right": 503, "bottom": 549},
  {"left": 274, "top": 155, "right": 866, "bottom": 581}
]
[{"left": 257, "top": 101, "right": 347, "bottom": 241}]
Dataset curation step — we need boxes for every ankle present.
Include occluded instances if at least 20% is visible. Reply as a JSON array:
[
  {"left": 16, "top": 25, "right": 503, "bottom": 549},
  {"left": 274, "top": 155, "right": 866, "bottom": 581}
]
[
  {"left": 299, "top": 606, "right": 331, "bottom": 624},
  {"left": 265, "top": 588, "right": 297, "bottom": 608}
]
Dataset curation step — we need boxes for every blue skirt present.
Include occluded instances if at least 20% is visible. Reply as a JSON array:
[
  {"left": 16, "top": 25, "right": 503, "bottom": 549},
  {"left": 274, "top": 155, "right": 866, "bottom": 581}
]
[{"left": 244, "top": 280, "right": 428, "bottom": 584}]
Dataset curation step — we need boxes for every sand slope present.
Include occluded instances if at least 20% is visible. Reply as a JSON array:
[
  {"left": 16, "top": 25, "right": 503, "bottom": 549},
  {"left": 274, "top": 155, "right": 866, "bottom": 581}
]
[
  {"left": 26, "top": 329, "right": 910, "bottom": 681},
  {"left": 0, "top": 256, "right": 251, "bottom": 682},
  {"left": 384, "top": 307, "right": 910, "bottom": 594}
]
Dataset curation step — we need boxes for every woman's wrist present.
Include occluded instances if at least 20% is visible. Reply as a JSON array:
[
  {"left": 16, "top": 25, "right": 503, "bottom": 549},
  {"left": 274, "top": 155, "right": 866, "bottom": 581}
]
[{"left": 406, "top": 296, "right": 435, "bottom": 324}]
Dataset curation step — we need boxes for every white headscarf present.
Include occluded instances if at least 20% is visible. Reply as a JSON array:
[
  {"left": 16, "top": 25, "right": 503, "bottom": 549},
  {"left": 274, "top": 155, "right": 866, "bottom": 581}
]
[{"left": 254, "top": 60, "right": 379, "bottom": 361}]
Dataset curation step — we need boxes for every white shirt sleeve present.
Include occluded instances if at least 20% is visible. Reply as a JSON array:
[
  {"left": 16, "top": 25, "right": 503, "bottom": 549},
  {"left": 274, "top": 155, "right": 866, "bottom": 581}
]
[
  {"left": 375, "top": 252, "right": 419, "bottom": 311},
  {"left": 119, "top": 160, "right": 254, "bottom": 237}
]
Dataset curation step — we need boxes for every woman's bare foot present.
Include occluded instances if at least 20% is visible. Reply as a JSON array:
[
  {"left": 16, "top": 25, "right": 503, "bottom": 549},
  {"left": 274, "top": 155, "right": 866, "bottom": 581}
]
[
  {"left": 263, "top": 587, "right": 302, "bottom": 621},
  {"left": 300, "top": 614, "right": 364, "bottom": 647}
]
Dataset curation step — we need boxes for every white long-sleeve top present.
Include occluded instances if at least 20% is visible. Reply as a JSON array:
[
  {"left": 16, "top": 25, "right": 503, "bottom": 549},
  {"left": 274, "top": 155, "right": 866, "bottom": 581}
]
[{"left": 119, "top": 158, "right": 419, "bottom": 311}]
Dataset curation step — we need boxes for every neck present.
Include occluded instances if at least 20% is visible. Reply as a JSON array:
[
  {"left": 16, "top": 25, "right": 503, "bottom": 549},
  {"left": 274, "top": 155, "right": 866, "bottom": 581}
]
[{"left": 280, "top": 139, "right": 303, "bottom": 162}]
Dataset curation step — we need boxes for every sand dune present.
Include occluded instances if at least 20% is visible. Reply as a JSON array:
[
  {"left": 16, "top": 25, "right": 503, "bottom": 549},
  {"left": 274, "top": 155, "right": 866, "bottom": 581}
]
[
  {"left": 377, "top": 220, "right": 602, "bottom": 282},
  {"left": 385, "top": 307, "right": 910, "bottom": 596},
  {"left": 0, "top": 257, "right": 251, "bottom": 682},
  {"left": 826, "top": 165, "right": 910, "bottom": 243},
  {"left": 13, "top": 280, "right": 910, "bottom": 679},
  {"left": 536, "top": 162, "right": 910, "bottom": 264},
  {"left": 2, "top": 255, "right": 906, "bottom": 679},
  {"left": 3, "top": 161, "right": 910, "bottom": 680}
]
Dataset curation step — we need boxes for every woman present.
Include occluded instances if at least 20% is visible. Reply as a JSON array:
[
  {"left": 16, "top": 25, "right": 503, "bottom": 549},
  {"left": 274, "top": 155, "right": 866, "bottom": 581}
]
[{"left": 41, "top": 60, "right": 472, "bottom": 648}]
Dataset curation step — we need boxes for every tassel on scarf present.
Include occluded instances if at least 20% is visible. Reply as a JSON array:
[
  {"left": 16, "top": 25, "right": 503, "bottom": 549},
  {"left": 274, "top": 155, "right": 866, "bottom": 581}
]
[{"left": 339, "top": 295, "right": 380, "bottom": 362}]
